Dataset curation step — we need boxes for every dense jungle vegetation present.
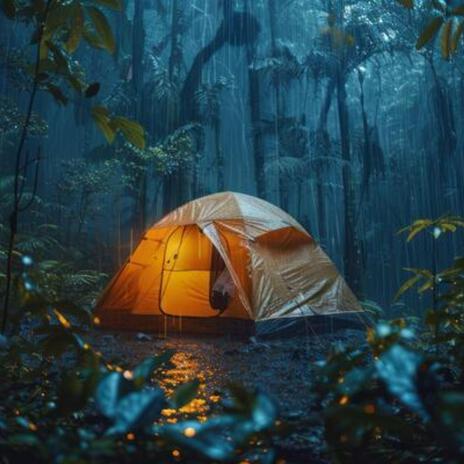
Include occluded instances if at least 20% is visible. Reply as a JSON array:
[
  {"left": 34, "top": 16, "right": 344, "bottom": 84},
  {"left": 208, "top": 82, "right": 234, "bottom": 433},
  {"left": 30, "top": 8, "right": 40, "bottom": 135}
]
[{"left": 1, "top": 0, "right": 464, "bottom": 462}]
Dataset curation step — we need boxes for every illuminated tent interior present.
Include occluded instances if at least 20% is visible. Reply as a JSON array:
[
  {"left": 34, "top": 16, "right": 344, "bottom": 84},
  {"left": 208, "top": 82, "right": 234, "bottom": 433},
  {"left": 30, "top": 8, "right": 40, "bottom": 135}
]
[{"left": 95, "top": 192, "right": 362, "bottom": 335}]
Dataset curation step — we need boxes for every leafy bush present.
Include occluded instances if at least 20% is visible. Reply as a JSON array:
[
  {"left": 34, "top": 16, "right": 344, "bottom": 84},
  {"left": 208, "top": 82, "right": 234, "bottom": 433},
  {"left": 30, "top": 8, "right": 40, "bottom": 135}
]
[
  {"left": 0, "top": 261, "right": 278, "bottom": 463},
  {"left": 315, "top": 217, "right": 464, "bottom": 463}
]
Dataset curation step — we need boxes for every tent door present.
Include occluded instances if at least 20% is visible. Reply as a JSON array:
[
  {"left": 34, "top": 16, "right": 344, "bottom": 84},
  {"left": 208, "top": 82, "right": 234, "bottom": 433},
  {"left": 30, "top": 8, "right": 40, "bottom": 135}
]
[{"left": 160, "top": 225, "right": 225, "bottom": 318}]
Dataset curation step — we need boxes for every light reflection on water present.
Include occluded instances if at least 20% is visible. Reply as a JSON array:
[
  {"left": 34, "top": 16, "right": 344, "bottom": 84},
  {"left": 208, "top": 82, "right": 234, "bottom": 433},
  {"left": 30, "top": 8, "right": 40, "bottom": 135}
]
[{"left": 158, "top": 350, "right": 221, "bottom": 422}]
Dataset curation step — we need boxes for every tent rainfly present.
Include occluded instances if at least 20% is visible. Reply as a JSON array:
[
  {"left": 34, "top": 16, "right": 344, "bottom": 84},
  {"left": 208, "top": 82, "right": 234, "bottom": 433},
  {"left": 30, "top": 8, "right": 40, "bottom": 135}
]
[{"left": 95, "top": 192, "right": 362, "bottom": 335}]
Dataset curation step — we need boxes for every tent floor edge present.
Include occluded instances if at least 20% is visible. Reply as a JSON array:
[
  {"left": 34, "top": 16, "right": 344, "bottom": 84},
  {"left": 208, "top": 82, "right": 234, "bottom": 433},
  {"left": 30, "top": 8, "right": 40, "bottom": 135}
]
[{"left": 96, "top": 312, "right": 256, "bottom": 338}]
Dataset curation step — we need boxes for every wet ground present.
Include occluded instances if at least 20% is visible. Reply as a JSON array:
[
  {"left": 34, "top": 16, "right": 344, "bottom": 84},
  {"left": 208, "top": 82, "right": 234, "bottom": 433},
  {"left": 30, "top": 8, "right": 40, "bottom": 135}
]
[{"left": 92, "top": 328, "right": 365, "bottom": 463}]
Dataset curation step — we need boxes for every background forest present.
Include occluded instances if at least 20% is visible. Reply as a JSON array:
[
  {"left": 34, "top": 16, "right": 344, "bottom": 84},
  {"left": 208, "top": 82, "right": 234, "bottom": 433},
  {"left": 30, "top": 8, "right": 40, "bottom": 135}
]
[
  {"left": 1, "top": 0, "right": 464, "bottom": 463},
  {"left": 2, "top": 0, "right": 464, "bottom": 304}
]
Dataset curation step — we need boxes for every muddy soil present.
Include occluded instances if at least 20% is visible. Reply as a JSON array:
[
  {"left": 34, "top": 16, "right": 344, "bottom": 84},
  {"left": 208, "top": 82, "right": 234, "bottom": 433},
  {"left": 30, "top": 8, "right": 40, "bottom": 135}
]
[{"left": 91, "top": 328, "right": 365, "bottom": 463}]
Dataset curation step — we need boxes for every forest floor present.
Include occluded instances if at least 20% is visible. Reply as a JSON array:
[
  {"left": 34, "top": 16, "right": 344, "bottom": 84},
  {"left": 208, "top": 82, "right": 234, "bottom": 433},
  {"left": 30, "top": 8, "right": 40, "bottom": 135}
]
[{"left": 91, "top": 327, "right": 365, "bottom": 463}]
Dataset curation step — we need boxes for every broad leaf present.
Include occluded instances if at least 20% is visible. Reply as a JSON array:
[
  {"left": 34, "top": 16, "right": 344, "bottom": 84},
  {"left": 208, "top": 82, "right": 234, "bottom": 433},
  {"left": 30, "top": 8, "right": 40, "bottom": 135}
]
[
  {"left": 394, "top": 273, "right": 421, "bottom": 301},
  {"left": 111, "top": 116, "right": 146, "bottom": 149},
  {"left": 87, "top": 6, "right": 116, "bottom": 54},
  {"left": 133, "top": 351, "right": 173, "bottom": 385},
  {"left": 451, "top": 21, "right": 464, "bottom": 53},
  {"left": 92, "top": 106, "right": 115, "bottom": 143},
  {"left": 376, "top": 345, "right": 428, "bottom": 419},
  {"left": 416, "top": 17, "right": 444, "bottom": 50},
  {"left": 158, "top": 418, "right": 237, "bottom": 461},
  {"left": 107, "top": 388, "right": 165, "bottom": 435},
  {"left": 46, "top": 83, "right": 68, "bottom": 105},
  {"left": 65, "top": 4, "right": 83, "bottom": 53},
  {"left": 170, "top": 379, "right": 200, "bottom": 409},
  {"left": 441, "top": 20, "right": 452, "bottom": 59},
  {"left": 96, "top": 372, "right": 132, "bottom": 418}
]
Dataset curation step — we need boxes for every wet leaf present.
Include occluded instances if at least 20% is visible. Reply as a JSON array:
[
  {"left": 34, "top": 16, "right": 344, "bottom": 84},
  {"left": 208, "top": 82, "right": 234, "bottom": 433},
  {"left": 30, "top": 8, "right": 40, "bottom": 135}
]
[
  {"left": 46, "top": 84, "right": 68, "bottom": 105},
  {"left": 107, "top": 388, "right": 165, "bottom": 435},
  {"left": 158, "top": 418, "right": 237, "bottom": 461},
  {"left": 416, "top": 17, "right": 444, "bottom": 50},
  {"left": 394, "top": 273, "right": 421, "bottom": 301},
  {"left": 111, "top": 116, "right": 146, "bottom": 149},
  {"left": 65, "top": 3, "right": 83, "bottom": 53},
  {"left": 91, "top": 106, "right": 115, "bottom": 144},
  {"left": 96, "top": 372, "right": 132, "bottom": 418},
  {"left": 87, "top": 6, "right": 116, "bottom": 54},
  {"left": 376, "top": 345, "right": 428, "bottom": 419},
  {"left": 133, "top": 351, "right": 173, "bottom": 385},
  {"left": 170, "top": 379, "right": 200, "bottom": 409},
  {"left": 441, "top": 20, "right": 452, "bottom": 59}
]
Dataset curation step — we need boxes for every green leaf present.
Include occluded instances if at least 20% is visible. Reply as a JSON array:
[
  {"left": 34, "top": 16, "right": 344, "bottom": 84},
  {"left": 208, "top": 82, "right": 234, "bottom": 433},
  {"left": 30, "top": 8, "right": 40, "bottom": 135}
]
[
  {"left": 82, "top": 27, "right": 105, "bottom": 49},
  {"left": 45, "top": 3, "right": 73, "bottom": 37},
  {"left": 416, "top": 16, "right": 444, "bottom": 50},
  {"left": 441, "top": 20, "right": 453, "bottom": 59},
  {"left": 158, "top": 418, "right": 237, "bottom": 461},
  {"left": 96, "top": 372, "right": 133, "bottom": 418},
  {"left": 394, "top": 274, "right": 421, "bottom": 301},
  {"left": 133, "top": 351, "right": 173, "bottom": 385},
  {"left": 111, "top": 116, "right": 146, "bottom": 149},
  {"left": 451, "top": 21, "right": 464, "bottom": 52},
  {"left": 170, "top": 379, "right": 200, "bottom": 409},
  {"left": 92, "top": 106, "right": 116, "bottom": 144},
  {"left": 376, "top": 345, "right": 428, "bottom": 419},
  {"left": 65, "top": 4, "right": 83, "bottom": 53},
  {"left": 107, "top": 388, "right": 165, "bottom": 435},
  {"left": 95, "top": 0, "right": 123, "bottom": 11},
  {"left": 87, "top": 6, "right": 116, "bottom": 54},
  {"left": 46, "top": 83, "right": 68, "bottom": 105}
]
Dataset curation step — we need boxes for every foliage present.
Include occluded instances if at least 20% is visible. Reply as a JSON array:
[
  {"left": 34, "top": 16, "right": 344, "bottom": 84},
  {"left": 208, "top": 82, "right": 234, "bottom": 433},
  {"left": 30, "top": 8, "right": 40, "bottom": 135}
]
[
  {"left": 150, "top": 124, "right": 202, "bottom": 177},
  {"left": 0, "top": 97, "right": 48, "bottom": 137},
  {"left": 398, "top": 0, "right": 464, "bottom": 58},
  {"left": 316, "top": 217, "right": 464, "bottom": 463},
  {"left": 0, "top": 262, "right": 278, "bottom": 463},
  {"left": 0, "top": 0, "right": 145, "bottom": 147},
  {"left": 56, "top": 159, "right": 115, "bottom": 232}
]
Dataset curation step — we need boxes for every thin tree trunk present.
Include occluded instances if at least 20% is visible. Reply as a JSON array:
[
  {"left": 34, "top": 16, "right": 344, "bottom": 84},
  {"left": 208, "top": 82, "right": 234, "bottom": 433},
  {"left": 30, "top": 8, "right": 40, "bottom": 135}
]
[
  {"left": 2, "top": 1, "right": 52, "bottom": 333},
  {"left": 245, "top": 1, "right": 265, "bottom": 198},
  {"left": 214, "top": 121, "right": 225, "bottom": 191},
  {"left": 336, "top": 71, "right": 362, "bottom": 296}
]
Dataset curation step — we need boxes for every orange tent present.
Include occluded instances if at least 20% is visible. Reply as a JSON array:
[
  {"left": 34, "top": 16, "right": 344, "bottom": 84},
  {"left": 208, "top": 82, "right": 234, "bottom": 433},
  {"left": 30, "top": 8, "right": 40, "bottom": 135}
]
[{"left": 96, "top": 192, "right": 361, "bottom": 334}]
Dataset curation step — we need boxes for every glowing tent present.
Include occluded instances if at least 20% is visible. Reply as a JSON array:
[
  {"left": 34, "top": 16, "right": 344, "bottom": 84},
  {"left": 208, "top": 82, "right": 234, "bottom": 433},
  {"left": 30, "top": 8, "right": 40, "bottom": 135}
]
[{"left": 96, "top": 192, "right": 361, "bottom": 335}]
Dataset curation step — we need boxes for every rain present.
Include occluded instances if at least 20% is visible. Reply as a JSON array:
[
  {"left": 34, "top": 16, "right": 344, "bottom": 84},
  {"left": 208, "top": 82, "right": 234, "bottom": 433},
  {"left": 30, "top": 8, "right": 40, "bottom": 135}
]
[{"left": 1, "top": 1, "right": 464, "bottom": 463}]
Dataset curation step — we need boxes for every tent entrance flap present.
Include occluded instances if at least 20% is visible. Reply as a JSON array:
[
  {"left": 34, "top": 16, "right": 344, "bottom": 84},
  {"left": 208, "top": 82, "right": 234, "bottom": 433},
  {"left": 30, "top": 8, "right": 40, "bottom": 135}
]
[{"left": 160, "top": 225, "right": 227, "bottom": 318}]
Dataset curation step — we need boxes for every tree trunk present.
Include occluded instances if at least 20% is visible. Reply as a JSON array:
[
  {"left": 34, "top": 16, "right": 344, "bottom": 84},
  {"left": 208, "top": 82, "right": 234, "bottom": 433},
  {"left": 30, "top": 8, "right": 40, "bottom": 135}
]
[
  {"left": 214, "top": 121, "right": 225, "bottom": 191},
  {"left": 131, "top": 0, "right": 147, "bottom": 237},
  {"left": 336, "top": 71, "right": 363, "bottom": 296},
  {"left": 315, "top": 78, "right": 336, "bottom": 242},
  {"left": 245, "top": 1, "right": 265, "bottom": 198}
]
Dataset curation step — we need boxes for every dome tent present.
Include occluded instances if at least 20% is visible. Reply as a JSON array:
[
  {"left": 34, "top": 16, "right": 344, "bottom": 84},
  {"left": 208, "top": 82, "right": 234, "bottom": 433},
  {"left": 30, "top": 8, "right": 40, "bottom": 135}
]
[{"left": 96, "top": 192, "right": 361, "bottom": 335}]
